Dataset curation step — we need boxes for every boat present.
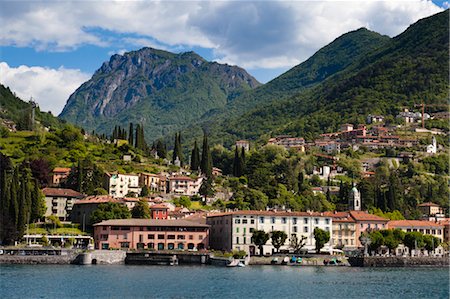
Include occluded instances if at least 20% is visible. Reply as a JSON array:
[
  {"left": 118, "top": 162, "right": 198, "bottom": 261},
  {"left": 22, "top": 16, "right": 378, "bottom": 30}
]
[
  {"left": 271, "top": 257, "right": 279, "bottom": 265},
  {"left": 281, "top": 256, "right": 289, "bottom": 265},
  {"left": 227, "top": 259, "right": 245, "bottom": 267}
]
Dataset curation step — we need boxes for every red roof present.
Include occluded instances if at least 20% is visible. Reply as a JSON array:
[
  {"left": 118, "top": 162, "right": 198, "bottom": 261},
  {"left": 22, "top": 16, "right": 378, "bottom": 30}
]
[
  {"left": 150, "top": 204, "right": 169, "bottom": 210},
  {"left": 349, "top": 211, "right": 389, "bottom": 222},
  {"left": 207, "top": 210, "right": 328, "bottom": 218},
  {"left": 388, "top": 220, "right": 443, "bottom": 228},
  {"left": 418, "top": 202, "right": 440, "bottom": 207},
  {"left": 74, "top": 195, "right": 118, "bottom": 205},
  {"left": 42, "top": 188, "right": 84, "bottom": 198}
]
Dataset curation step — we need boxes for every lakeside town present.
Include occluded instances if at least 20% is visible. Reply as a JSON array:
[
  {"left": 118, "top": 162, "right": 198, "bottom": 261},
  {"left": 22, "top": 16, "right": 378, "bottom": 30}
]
[{"left": 1, "top": 108, "right": 448, "bottom": 267}]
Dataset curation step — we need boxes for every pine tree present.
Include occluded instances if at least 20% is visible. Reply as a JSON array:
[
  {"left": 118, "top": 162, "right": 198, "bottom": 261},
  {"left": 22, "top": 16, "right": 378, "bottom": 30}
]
[
  {"left": 128, "top": 123, "right": 134, "bottom": 146},
  {"left": 172, "top": 133, "right": 179, "bottom": 164},
  {"left": 156, "top": 140, "right": 167, "bottom": 159},
  {"left": 200, "top": 134, "right": 212, "bottom": 177},
  {"left": 177, "top": 132, "right": 183, "bottom": 166},
  {"left": 190, "top": 140, "right": 200, "bottom": 171}
]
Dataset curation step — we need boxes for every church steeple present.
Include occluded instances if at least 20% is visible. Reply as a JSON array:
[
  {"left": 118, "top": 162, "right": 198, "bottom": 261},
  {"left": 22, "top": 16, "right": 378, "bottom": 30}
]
[{"left": 349, "top": 184, "right": 361, "bottom": 211}]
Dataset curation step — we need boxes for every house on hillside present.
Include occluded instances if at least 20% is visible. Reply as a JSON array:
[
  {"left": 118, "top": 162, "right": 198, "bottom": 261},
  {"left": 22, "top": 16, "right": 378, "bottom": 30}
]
[
  {"left": 42, "top": 187, "right": 85, "bottom": 221},
  {"left": 104, "top": 173, "right": 141, "bottom": 198},
  {"left": 52, "top": 167, "right": 71, "bottom": 186}
]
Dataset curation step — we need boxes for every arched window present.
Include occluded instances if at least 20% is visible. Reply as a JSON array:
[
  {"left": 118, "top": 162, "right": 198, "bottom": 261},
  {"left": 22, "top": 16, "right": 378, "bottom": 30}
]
[
  {"left": 178, "top": 243, "right": 184, "bottom": 250},
  {"left": 157, "top": 243, "right": 164, "bottom": 250},
  {"left": 187, "top": 243, "right": 195, "bottom": 250},
  {"left": 168, "top": 243, "right": 175, "bottom": 250}
]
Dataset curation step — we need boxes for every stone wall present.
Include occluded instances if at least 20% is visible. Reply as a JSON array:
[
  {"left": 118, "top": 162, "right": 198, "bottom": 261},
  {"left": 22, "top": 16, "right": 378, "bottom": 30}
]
[
  {"left": 349, "top": 256, "right": 450, "bottom": 267},
  {"left": 0, "top": 251, "right": 78, "bottom": 265}
]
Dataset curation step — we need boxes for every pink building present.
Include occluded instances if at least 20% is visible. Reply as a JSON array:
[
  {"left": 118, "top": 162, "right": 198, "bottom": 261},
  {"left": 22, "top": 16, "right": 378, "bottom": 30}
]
[
  {"left": 349, "top": 211, "right": 389, "bottom": 247},
  {"left": 52, "top": 167, "right": 71, "bottom": 186},
  {"left": 93, "top": 219, "right": 209, "bottom": 250}
]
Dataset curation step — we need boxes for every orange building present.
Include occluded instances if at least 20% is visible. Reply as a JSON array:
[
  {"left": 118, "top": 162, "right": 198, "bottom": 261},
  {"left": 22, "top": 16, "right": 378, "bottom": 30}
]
[
  {"left": 52, "top": 167, "right": 71, "bottom": 186},
  {"left": 150, "top": 204, "right": 169, "bottom": 219},
  {"left": 93, "top": 219, "right": 209, "bottom": 251}
]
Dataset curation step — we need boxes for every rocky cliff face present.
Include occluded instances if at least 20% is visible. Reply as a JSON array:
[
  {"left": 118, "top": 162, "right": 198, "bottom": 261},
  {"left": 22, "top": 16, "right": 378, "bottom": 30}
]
[{"left": 59, "top": 47, "right": 260, "bottom": 140}]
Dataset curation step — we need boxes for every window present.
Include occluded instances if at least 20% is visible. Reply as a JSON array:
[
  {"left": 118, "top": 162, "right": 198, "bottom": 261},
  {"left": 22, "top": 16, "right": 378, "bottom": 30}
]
[
  {"left": 158, "top": 234, "right": 165, "bottom": 240},
  {"left": 168, "top": 235, "right": 176, "bottom": 239},
  {"left": 199, "top": 235, "right": 203, "bottom": 240},
  {"left": 304, "top": 218, "right": 308, "bottom": 224},
  {"left": 242, "top": 219, "right": 248, "bottom": 224},
  {"left": 100, "top": 234, "right": 108, "bottom": 240},
  {"left": 148, "top": 243, "right": 155, "bottom": 249},
  {"left": 178, "top": 243, "right": 184, "bottom": 250},
  {"left": 102, "top": 243, "right": 109, "bottom": 250},
  {"left": 314, "top": 218, "right": 319, "bottom": 225},
  {"left": 168, "top": 243, "right": 175, "bottom": 250},
  {"left": 304, "top": 227, "right": 308, "bottom": 233},
  {"left": 259, "top": 217, "right": 265, "bottom": 223},
  {"left": 102, "top": 226, "right": 107, "bottom": 230},
  {"left": 158, "top": 243, "right": 164, "bottom": 250},
  {"left": 375, "top": 224, "right": 378, "bottom": 229},
  {"left": 123, "top": 234, "right": 128, "bottom": 240},
  {"left": 120, "top": 242, "right": 130, "bottom": 249},
  {"left": 249, "top": 228, "right": 254, "bottom": 233},
  {"left": 368, "top": 224, "right": 371, "bottom": 229},
  {"left": 325, "top": 227, "right": 329, "bottom": 232},
  {"left": 236, "top": 237, "right": 239, "bottom": 244},
  {"left": 243, "top": 228, "right": 246, "bottom": 234},
  {"left": 293, "top": 218, "right": 297, "bottom": 225},
  {"left": 250, "top": 219, "right": 255, "bottom": 224},
  {"left": 271, "top": 217, "right": 275, "bottom": 224},
  {"left": 360, "top": 224, "right": 363, "bottom": 228},
  {"left": 243, "top": 237, "right": 246, "bottom": 244},
  {"left": 293, "top": 226, "right": 297, "bottom": 233},
  {"left": 139, "top": 235, "right": 143, "bottom": 243},
  {"left": 148, "top": 234, "right": 155, "bottom": 239},
  {"left": 236, "top": 227, "right": 239, "bottom": 233},
  {"left": 235, "top": 219, "right": 241, "bottom": 224},
  {"left": 177, "top": 235, "right": 185, "bottom": 240},
  {"left": 189, "top": 235, "right": 193, "bottom": 240},
  {"left": 325, "top": 218, "right": 330, "bottom": 225},
  {"left": 282, "top": 217, "right": 287, "bottom": 224}
]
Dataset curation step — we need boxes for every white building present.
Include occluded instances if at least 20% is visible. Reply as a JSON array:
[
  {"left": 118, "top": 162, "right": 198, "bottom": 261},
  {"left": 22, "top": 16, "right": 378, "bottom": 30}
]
[
  {"left": 167, "top": 176, "right": 203, "bottom": 196},
  {"left": 104, "top": 173, "right": 141, "bottom": 198},
  {"left": 426, "top": 136, "right": 437, "bottom": 154},
  {"left": 207, "top": 211, "right": 333, "bottom": 255}
]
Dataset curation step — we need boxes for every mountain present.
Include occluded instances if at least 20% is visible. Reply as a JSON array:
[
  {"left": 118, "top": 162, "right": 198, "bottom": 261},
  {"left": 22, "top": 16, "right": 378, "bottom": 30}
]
[
  {"left": 59, "top": 48, "right": 260, "bottom": 140},
  {"left": 0, "top": 84, "right": 64, "bottom": 131},
  {"left": 194, "top": 9, "right": 449, "bottom": 145}
]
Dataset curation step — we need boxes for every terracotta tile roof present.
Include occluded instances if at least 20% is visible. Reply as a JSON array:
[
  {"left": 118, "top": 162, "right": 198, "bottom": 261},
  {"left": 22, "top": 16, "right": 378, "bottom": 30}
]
[
  {"left": 74, "top": 195, "right": 118, "bottom": 205},
  {"left": 169, "top": 176, "right": 193, "bottom": 181},
  {"left": 323, "top": 211, "right": 355, "bottom": 223},
  {"left": 207, "top": 210, "right": 329, "bottom": 218},
  {"left": 418, "top": 202, "right": 440, "bottom": 207},
  {"left": 53, "top": 167, "right": 71, "bottom": 173},
  {"left": 349, "top": 211, "right": 389, "bottom": 222},
  {"left": 42, "top": 188, "right": 84, "bottom": 198},
  {"left": 150, "top": 204, "right": 169, "bottom": 210},
  {"left": 93, "top": 218, "right": 209, "bottom": 228},
  {"left": 388, "top": 220, "right": 444, "bottom": 228}
]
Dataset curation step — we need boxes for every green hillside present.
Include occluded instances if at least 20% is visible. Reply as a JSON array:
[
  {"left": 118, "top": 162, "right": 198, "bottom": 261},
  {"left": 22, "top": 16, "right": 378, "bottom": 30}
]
[{"left": 195, "top": 9, "right": 449, "bottom": 146}]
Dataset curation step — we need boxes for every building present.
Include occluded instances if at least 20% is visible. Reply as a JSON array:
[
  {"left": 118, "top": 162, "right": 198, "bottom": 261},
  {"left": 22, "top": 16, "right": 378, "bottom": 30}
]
[
  {"left": 388, "top": 220, "right": 444, "bottom": 241},
  {"left": 93, "top": 219, "right": 209, "bottom": 250},
  {"left": 418, "top": 202, "right": 445, "bottom": 219},
  {"left": 52, "top": 167, "right": 71, "bottom": 186},
  {"left": 104, "top": 173, "right": 141, "bottom": 198},
  {"left": 268, "top": 136, "right": 305, "bottom": 151},
  {"left": 42, "top": 187, "right": 85, "bottom": 221},
  {"left": 348, "top": 186, "right": 361, "bottom": 211},
  {"left": 139, "top": 173, "right": 161, "bottom": 193},
  {"left": 150, "top": 204, "right": 169, "bottom": 219},
  {"left": 340, "top": 123, "right": 354, "bottom": 132},
  {"left": 426, "top": 136, "right": 437, "bottom": 154},
  {"left": 167, "top": 176, "right": 203, "bottom": 196},
  {"left": 348, "top": 211, "right": 389, "bottom": 247},
  {"left": 324, "top": 212, "right": 357, "bottom": 249},
  {"left": 235, "top": 140, "right": 250, "bottom": 151},
  {"left": 367, "top": 114, "right": 385, "bottom": 124},
  {"left": 437, "top": 218, "right": 450, "bottom": 243},
  {"left": 70, "top": 195, "right": 119, "bottom": 226},
  {"left": 207, "top": 211, "right": 332, "bottom": 255}
]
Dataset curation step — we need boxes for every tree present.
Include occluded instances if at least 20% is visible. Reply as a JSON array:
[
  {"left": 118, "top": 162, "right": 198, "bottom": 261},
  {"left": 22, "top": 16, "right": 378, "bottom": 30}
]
[
  {"left": 29, "top": 158, "right": 52, "bottom": 187},
  {"left": 172, "top": 132, "right": 183, "bottom": 165},
  {"left": 252, "top": 230, "right": 270, "bottom": 256},
  {"left": 404, "top": 231, "right": 424, "bottom": 256},
  {"left": 30, "top": 179, "right": 45, "bottom": 222},
  {"left": 232, "top": 146, "right": 242, "bottom": 177},
  {"left": 156, "top": 140, "right": 167, "bottom": 159},
  {"left": 174, "top": 196, "right": 192, "bottom": 208},
  {"left": 423, "top": 234, "right": 441, "bottom": 252},
  {"left": 199, "top": 177, "right": 215, "bottom": 201},
  {"left": 131, "top": 199, "right": 151, "bottom": 219},
  {"left": 190, "top": 141, "right": 200, "bottom": 171},
  {"left": 128, "top": 123, "right": 134, "bottom": 146},
  {"left": 290, "top": 234, "right": 308, "bottom": 254},
  {"left": 271, "top": 230, "right": 288, "bottom": 253},
  {"left": 367, "top": 230, "right": 384, "bottom": 253},
  {"left": 93, "top": 188, "right": 108, "bottom": 195},
  {"left": 90, "top": 202, "right": 131, "bottom": 224},
  {"left": 200, "top": 134, "right": 212, "bottom": 177},
  {"left": 140, "top": 185, "right": 150, "bottom": 197},
  {"left": 313, "top": 227, "right": 330, "bottom": 253}
]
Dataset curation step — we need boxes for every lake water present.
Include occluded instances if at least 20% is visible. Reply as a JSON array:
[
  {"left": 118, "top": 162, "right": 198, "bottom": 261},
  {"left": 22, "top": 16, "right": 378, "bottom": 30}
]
[{"left": 0, "top": 265, "right": 448, "bottom": 299}]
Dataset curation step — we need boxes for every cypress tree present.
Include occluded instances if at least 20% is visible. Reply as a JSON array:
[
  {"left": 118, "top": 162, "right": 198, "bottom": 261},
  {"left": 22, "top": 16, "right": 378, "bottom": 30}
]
[
  {"left": 190, "top": 141, "right": 200, "bottom": 171},
  {"left": 177, "top": 132, "right": 183, "bottom": 166},
  {"left": 240, "top": 147, "right": 246, "bottom": 175},
  {"left": 31, "top": 179, "right": 44, "bottom": 222},
  {"left": 172, "top": 133, "right": 179, "bottom": 164},
  {"left": 156, "top": 140, "right": 167, "bottom": 159},
  {"left": 135, "top": 124, "right": 140, "bottom": 148},
  {"left": 9, "top": 167, "right": 19, "bottom": 240},
  {"left": 233, "top": 147, "right": 241, "bottom": 177},
  {"left": 200, "top": 134, "right": 212, "bottom": 177},
  {"left": 128, "top": 123, "right": 134, "bottom": 146}
]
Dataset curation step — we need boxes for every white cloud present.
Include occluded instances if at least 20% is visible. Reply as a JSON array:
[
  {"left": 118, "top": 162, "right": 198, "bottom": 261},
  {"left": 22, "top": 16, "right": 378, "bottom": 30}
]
[
  {"left": 0, "top": 0, "right": 444, "bottom": 70},
  {"left": 0, "top": 62, "right": 91, "bottom": 115}
]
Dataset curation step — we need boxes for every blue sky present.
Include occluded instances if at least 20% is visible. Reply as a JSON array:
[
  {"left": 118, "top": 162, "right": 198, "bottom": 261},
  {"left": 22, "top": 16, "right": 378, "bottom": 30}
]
[{"left": 0, "top": 0, "right": 446, "bottom": 115}]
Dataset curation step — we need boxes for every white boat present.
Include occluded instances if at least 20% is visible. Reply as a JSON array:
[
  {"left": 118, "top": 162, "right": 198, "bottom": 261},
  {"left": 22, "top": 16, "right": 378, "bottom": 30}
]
[{"left": 227, "top": 259, "right": 246, "bottom": 267}]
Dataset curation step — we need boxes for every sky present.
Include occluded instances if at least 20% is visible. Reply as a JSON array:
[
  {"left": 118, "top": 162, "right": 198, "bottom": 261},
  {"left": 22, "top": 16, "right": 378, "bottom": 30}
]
[{"left": 0, "top": 0, "right": 447, "bottom": 115}]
